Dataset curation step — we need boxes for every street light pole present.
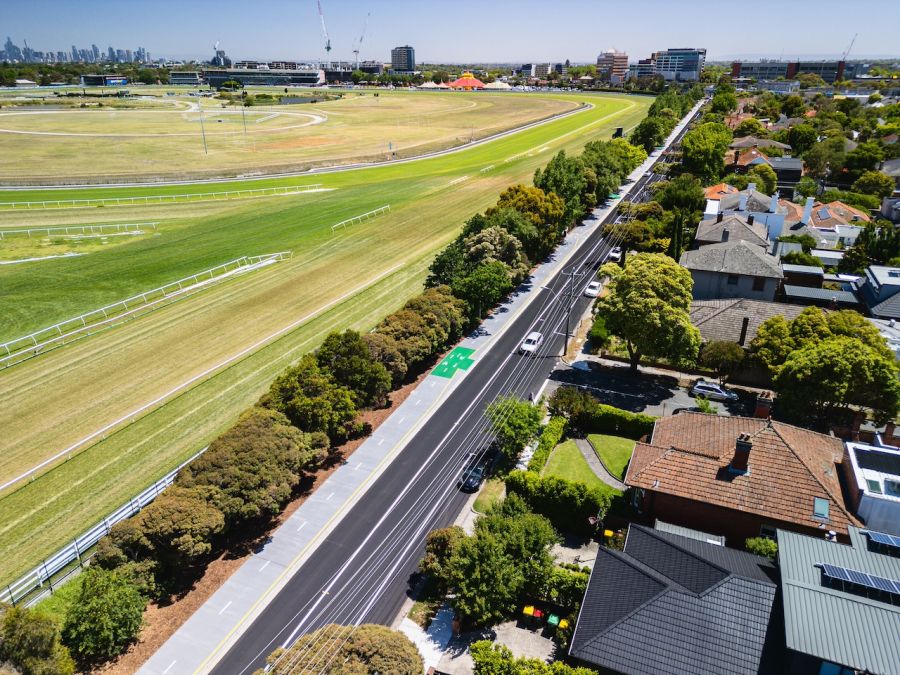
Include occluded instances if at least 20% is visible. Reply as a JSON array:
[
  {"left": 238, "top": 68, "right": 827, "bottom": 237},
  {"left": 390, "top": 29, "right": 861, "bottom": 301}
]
[{"left": 563, "top": 268, "right": 577, "bottom": 357}]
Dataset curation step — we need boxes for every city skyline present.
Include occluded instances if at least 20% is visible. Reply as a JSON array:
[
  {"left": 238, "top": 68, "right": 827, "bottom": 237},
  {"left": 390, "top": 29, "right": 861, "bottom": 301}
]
[{"left": 4, "top": 0, "right": 900, "bottom": 65}]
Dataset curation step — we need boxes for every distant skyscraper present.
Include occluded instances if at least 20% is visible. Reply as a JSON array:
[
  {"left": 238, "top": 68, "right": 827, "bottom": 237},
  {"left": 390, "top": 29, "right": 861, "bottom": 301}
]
[
  {"left": 391, "top": 45, "right": 415, "bottom": 72},
  {"left": 597, "top": 49, "right": 628, "bottom": 84},
  {"left": 125, "top": 49, "right": 133, "bottom": 61},
  {"left": 107, "top": 46, "right": 115, "bottom": 61},
  {"left": 71, "top": 44, "right": 79, "bottom": 61},
  {"left": 5, "top": 37, "right": 23, "bottom": 61},
  {"left": 92, "top": 44, "right": 100, "bottom": 61}
]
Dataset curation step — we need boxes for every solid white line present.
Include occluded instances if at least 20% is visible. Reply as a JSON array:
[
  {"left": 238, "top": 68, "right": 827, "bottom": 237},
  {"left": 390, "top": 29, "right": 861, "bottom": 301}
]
[
  {"left": 218, "top": 601, "right": 233, "bottom": 615},
  {"left": 162, "top": 661, "right": 178, "bottom": 675},
  {"left": 0, "top": 263, "right": 404, "bottom": 494},
  {"left": 325, "top": 492, "right": 334, "bottom": 502},
  {"left": 296, "top": 521, "right": 307, "bottom": 533},
  {"left": 259, "top": 560, "right": 271, "bottom": 572},
  {"left": 377, "top": 438, "right": 385, "bottom": 446}
]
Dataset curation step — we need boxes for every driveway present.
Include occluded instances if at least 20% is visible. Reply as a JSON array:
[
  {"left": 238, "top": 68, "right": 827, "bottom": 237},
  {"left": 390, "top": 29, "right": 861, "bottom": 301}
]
[{"left": 546, "top": 359, "right": 754, "bottom": 418}]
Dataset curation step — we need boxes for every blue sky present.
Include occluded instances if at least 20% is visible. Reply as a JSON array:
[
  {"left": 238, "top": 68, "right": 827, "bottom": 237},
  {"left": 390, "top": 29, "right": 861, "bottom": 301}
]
[{"left": 4, "top": 0, "right": 900, "bottom": 63}]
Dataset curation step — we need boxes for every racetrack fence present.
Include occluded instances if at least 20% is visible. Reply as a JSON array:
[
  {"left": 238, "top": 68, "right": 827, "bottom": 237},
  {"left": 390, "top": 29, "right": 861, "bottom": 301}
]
[
  {"left": 0, "top": 184, "right": 324, "bottom": 210},
  {"left": 331, "top": 204, "right": 390, "bottom": 232},
  {"left": 0, "top": 447, "right": 208, "bottom": 607},
  {"left": 0, "top": 221, "right": 158, "bottom": 239}
]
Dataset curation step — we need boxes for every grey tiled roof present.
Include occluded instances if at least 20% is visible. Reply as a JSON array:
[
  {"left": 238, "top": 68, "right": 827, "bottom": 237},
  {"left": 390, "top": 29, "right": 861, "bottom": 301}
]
[
  {"left": 680, "top": 240, "right": 783, "bottom": 279},
  {"left": 570, "top": 525, "right": 778, "bottom": 675},
  {"left": 695, "top": 214, "right": 770, "bottom": 248},
  {"left": 870, "top": 291, "right": 900, "bottom": 319},
  {"left": 783, "top": 284, "right": 859, "bottom": 304},
  {"left": 778, "top": 527, "right": 900, "bottom": 675},
  {"left": 691, "top": 299, "right": 815, "bottom": 345},
  {"left": 729, "top": 136, "right": 791, "bottom": 150},
  {"left": 769, "top": 156, "right": 804, "bottom": 171},
  {"left": 718, "top": 189, "right": 777, "bottom": 214}
]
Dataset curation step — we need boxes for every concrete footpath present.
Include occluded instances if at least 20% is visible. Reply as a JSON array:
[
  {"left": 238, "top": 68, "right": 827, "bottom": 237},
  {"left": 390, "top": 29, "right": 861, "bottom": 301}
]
[{"left": 139, "top": 101, "right": 704, "bottom": 675}]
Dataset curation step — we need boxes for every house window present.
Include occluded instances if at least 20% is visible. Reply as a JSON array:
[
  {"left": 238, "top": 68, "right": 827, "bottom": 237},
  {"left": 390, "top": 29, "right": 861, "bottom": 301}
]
[
  {"left": 752, "top": 277, "right": 765, "bottom": 291},
  {"left": 727, "top": 275, "right": 739, "bottom": 285},
  {"left": 813, "top": 497, "right": 830, "bottom": 520},
  {"left": 760, "top": 525, "right": 777, "bottom": 540}
]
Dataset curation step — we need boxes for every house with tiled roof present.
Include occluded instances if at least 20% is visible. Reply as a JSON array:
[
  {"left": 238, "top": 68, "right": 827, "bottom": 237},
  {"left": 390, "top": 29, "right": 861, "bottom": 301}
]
[
  {"left": 857, "top": 265, "right": 900, "bottom": 320},
  {"left": 690, "top": 298, "right": 811, "bottom": 347},
  {"left": 781, "top": 197, "right": 870, "bottom": 250},
  {"left": 704, "top": 182, "right": 739, "bottom": 201},
  {"left": 694, "top": 213, "right": 770, "bottom": 248},
  {"left": 625, "top": 413, "right": 860, "bottom": 545},
  {"left": 730, "top": 136, "right": 792, "bottom": 151},
  {"left": 680, "top": 240, "right": 783, "bottom": 301},
  {"left": 729, "top": 147, "right": 772, "bottom": 170},
  {"left": 569, "top": 524, "right": 780, "bottom": 675}
]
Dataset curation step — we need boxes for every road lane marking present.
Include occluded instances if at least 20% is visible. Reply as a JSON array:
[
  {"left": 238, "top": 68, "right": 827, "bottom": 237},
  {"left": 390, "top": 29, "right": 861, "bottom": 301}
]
[{"left": 218, "top": 601, "right": 232, "bottom": 615}]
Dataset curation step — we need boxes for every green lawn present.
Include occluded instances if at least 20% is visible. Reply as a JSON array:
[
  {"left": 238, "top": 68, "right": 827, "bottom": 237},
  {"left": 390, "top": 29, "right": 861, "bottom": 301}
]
[
  {"left": 588, "top": 434, "right": 636, "bottom": 481},
  {"left": 542, "top": 440, "right": 606, "bottom": 490},
  {"left": 473, "top": 478, "right": 505, "bottom": 514},
  {"left": 0, "top": 92, "right": 651, "bottom": 586}
]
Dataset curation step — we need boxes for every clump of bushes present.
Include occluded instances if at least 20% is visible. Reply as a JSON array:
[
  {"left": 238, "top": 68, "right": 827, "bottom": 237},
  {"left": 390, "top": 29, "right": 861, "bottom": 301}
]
[
  {"left": 527, "top": 417, "right": 567, "bottom": 472},
  {"left": 549, "top": 386, "right": 655, "bottom": 439},
  {"left": 505, "top": 470, "right": 611, "bottom": 536}
]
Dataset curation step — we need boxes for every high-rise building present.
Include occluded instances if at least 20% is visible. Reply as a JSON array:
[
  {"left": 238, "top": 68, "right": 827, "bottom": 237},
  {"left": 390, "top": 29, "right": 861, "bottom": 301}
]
[
  {"left": 533, "top": 63, "right": 552, "bottom": 78},
  {"left": 5, "top": 37, "right": 23, "bottom": 61},
  {"left": 628, "top": 47, "right": 705, "bottom": 81},
  {"left": 107, "top": 46, "right": 115, "bottom": 61},
  {"left": 596, "top": 49, "right": 628, "bottom": 84},
  {"left": 730, "top": 60, "right": 847, "bottom": 83},
  {"left": 391, "top": 45, "right": 415, "bottom": 72},
  {"left": 71, "top": 44, "right": 79, "bottom": 61},
  {"left": 91, "top": 44, "right": 100, "bottom": 61}
]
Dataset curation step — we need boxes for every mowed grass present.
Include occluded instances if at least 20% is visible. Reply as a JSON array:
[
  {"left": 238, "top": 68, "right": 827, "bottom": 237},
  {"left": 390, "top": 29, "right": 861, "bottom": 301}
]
[
  {"left": 587, "top": 434, "right": 636, "bottom": 481},
  {"left": 0, "top": 92, "right": 651, "bottom": 585},
  {"left": 0, "top": 91, "right": 578, "bottom": 182},
  {"left": 542, "top": 440, "right": 606, "bottom": 490}
]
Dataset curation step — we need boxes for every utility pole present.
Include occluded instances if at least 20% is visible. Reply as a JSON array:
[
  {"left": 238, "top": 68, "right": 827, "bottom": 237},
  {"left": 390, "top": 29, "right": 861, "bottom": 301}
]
[
  {"left": 198, "top": 104, "right": 208, "bottom": 155},
  {"left": 240, "top": 91, "right": 248, "bottom": 138},
  {"left": 563, "top": 268, "right": 577, "bottom": 357}
]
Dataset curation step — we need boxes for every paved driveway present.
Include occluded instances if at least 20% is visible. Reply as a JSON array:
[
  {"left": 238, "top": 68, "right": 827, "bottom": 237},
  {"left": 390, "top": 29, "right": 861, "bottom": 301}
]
[{"left": 546, "top": 359, "right": 754, "bottom": 418}]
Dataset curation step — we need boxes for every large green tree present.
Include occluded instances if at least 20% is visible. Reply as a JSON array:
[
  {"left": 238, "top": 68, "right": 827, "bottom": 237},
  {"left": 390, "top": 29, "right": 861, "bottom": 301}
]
[
  {"left": 534, "top": 150, "right": 590, "bottom": 228},
  {"left": 451, "top": 261, "right": 515, "bottom": 322},
  {"left": 316, "top": 330, "right": 392, "bottom": 408},
  {"left": 463, "top": 226, "right": 530, "bottom": 282},
  {"left": 596, "top": 253, "right": 700, "bottom": 371},
  {"left": 657, "top": 174, "right": 706, "bottom": 259},
  {"left": 486, "top": 396, "right": 543, "bottom": 461},
  {"left": 775, "top": 336, "right": 900, "bottom": 427},
  {"left": 264, "top": 624, "right": 422, "bottom": 675},
  {"left": 844, "top": 140, "right": 885, "bottom": 181},
  {"left": 61, "top": 568, "right": 146, "bottom": 662},
  {"left": 680, "top": 122, "right": 733, "bottom": 181},
  {"left": 852, "top": 170, "right": 895, "bottom": 199},
  {"left": 630, "top": 116, "right": 669, "bottom": 153},
  {"left": 0, "top": 605, "right": 75, "bottom": 675},
  {"left": 788, "top": 124, "right": 818, "bottom": 154}
]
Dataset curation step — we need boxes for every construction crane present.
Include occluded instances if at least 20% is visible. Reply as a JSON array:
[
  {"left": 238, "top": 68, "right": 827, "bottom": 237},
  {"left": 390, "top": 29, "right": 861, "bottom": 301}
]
[
  {"left": 317, "top": 0, "right": 332, "bottom": 65},
  {"left": 352, "top": 13, "right": 370, "bottom": 70},
  {"left": 842, "top": 33, "right": 857, "bottom": 62}
]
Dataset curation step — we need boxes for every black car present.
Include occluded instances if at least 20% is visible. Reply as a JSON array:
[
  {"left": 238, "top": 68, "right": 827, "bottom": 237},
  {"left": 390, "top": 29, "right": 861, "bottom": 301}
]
[{"left": 457, "top": 464, "right": 486, "bottom": 493}]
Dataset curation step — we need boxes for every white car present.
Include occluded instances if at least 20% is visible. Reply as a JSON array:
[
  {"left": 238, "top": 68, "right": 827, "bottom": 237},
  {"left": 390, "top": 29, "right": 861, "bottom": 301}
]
[
  {"left": 584, "top": 280, "right": 602, "bottom": 298},
  {"left": 607, "top": 246, "right": 622, "bottom": 262},
  {"left": 519, "top": 331, "right": 544, "bottom": 355},
  {"left": 690, "top": 379, "right": 739, "bottom": 402}
]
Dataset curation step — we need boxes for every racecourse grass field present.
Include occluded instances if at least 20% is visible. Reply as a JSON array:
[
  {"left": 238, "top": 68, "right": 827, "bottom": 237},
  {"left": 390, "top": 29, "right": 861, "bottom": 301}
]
[
  {"left": 0, "top": 90, "right": 578, "bottom": 183},
  {"left": 0, "top": 92, "right": 652, "bottom": 585}
]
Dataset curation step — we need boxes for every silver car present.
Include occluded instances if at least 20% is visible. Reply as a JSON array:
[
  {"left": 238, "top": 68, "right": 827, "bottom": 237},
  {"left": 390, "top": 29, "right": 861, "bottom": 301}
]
[
  {"left": 584, "top": 280, "right": 602, "bottom": 297},
  {"left": 690, "top": 379, "right": 738, "bottom": 402}
]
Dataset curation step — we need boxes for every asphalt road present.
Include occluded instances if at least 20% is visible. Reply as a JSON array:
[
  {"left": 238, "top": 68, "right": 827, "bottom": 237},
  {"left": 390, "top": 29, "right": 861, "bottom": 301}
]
[{"left": 211, "top": 109, "right": 701, "bottom": 675}]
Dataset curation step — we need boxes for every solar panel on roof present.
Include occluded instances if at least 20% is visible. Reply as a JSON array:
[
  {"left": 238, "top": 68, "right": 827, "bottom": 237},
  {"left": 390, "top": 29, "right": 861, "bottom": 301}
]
[
  {"left": 817, "top": 562, "right": 900, "bottom": 597},
  {"left": 865, "top": 530, "right": 900, "bottom": 549},
  {"left": 817, "top": 207, "right": 831, "bottom": 220}
]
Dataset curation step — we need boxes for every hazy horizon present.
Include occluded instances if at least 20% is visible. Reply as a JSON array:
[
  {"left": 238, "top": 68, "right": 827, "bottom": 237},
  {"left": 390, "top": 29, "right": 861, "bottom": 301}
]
[{"left": 4, "top": 0, "right": 900, "bottom": 64}]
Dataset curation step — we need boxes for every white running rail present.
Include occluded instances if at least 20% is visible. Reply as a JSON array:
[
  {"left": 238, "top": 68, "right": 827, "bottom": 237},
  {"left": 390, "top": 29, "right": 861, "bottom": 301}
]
[
  {"left": 330, "top": 204, "right": 391, "bottom": 232},
  {"left": 0, "top": 251, "right": 293, "bottom": 368},
  {"left": 0, "top": 221, "right": 158, "bottom": 239}
]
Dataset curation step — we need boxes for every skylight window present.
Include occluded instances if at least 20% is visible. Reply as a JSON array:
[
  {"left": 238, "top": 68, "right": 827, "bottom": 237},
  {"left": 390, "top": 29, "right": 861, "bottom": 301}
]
[{"left": 813, "top": 497, "right": 830, "bottom": 520}]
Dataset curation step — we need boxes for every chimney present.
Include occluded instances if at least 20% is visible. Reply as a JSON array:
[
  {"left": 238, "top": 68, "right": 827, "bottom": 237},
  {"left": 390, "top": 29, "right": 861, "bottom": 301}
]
[
  {"left": 739, "top": 316, "right": 750, "bottom": 346},
  {"left": 733, "top": 149, "right": 740, "bottom": 165},
  {"left": 730, "top": 433, "right": 752, "bottom": 474},
  {"left": 753, "top": 391, "right": 772, "bottom": 419},
  {"left": 769, "top": 192, "right": 779, "bottom": 213},
  {"left": 747, "top": 213, "right": 755, "bottom": 226},
  {"left": 801, "top": 196, "right": 815, "bottom": 225},
  {"left": 748, "top": 182, "right": 757, "bottom": 193},
  {"left": 717, "top": 211, "right": 724, "bottom": 223},
  {"left": 738, "top": 193, "right": 749, "bottom": 211},
  {"left": 722, "top": 227, "right": 730, "bottom": 242}
]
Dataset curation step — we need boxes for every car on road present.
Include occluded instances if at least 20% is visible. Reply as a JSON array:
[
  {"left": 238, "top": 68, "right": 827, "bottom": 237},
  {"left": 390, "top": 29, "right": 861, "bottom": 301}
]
[
  {"left": 607, "top": 246, "right": 622, "bottom": 262},
  {"left": 458, "top": 462, "right": 486, "bottom": 492},
  {"left": 584, "top": 280, "right": 602, "bottom": 297},
  {"left": 690, "top": 379, "right": 738, "bottom": 402},
  {"left": 519, "top": 331, "right": 544, "bottom": 355}
]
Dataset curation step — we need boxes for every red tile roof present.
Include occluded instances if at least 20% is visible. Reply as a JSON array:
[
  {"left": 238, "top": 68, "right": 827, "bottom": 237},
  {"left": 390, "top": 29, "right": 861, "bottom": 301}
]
[
  {"left": 625, "top": 413, "right": 858, "bottom": 535},
  {"left": 704, "top": 183, "right": 739, "bottom": 200},
  {"left": 731, "top": 148, "right": 771, "bottom": 168}
]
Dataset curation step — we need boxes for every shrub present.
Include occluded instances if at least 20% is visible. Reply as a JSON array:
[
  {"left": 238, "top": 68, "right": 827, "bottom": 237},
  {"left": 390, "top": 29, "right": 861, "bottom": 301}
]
[
  {"left": 549, "top": 387, "right": 655, "bottom": 439},
  {"left": 527, "top": 417, "right": 567, "bottom": 472},
  {"left": 505, "top": 470, "right": 611, "bottom": 535},
  {"left": 543, "top": 566, "right": 589, "bottom": 608},
  {"left": 745, "top": 537, "right": 778, "bottom": 560},
  {"left": 61, "top": 567, "right": 145, "bottom": 662},
  {"left": 0, "top": 605, "right": 75, "bottom": 675}
]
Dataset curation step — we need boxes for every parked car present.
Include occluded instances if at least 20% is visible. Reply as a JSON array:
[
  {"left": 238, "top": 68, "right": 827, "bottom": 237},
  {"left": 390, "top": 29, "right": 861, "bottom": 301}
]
[
  {"left": 519, "top": 331, "right": 544, "bottom": 355},
  {"left": 458, "top": 463, "right": 486, "bottom": 492},
  {"left": 690, "top": 379, "right": 738, "bottom": 402},
  {"left": 584, "top": 280, "right": 602, "bottom": 297},
  {"left": 607, "top": 246, "right": 622, "bottom": 262}
]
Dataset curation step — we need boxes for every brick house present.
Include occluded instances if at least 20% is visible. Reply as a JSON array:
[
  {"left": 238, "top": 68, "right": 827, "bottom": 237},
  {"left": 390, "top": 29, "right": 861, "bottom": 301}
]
[{"left": 625, "top": 413, "right": 859, "bottom": 545}]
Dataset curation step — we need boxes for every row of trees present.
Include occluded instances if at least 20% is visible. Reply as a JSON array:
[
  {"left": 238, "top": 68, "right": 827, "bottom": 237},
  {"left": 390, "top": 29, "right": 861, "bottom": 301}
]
[
  {"left": 630, "top": 86, "right": 704, "bottom": 153},
  {"left": 751, "top": 307, "right": 900, "bottom": 428}
]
